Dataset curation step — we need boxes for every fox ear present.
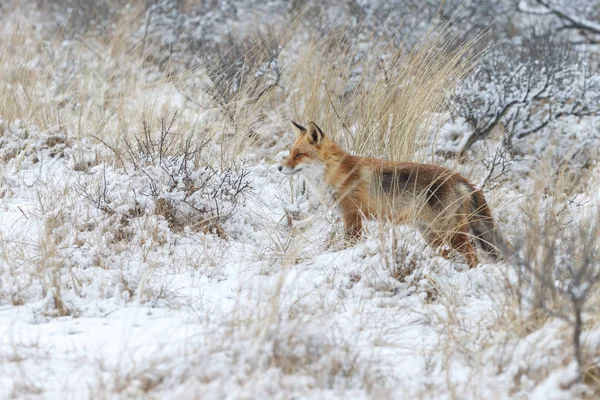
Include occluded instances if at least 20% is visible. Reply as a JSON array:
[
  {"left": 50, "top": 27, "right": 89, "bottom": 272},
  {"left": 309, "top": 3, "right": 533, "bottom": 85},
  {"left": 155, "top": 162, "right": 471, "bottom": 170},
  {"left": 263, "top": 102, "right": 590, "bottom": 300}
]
[
  {"left": 307, "top": 122, "right": 324, "bottom": 144},
  {"left": 291, "top": 120, "right": 307, "bottom": 136}
]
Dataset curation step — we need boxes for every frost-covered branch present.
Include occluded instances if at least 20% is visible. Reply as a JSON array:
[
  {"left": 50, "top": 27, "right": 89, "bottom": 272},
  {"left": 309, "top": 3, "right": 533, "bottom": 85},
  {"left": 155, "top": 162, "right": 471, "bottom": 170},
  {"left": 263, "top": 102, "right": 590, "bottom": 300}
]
[
  {"left": 510, "top": 198, "right": 600, "bottom": 383},
  {"left": 518, "top": 0, "right": 600, "bottom": 44},
  {"left": 448, "top": 28, "right": 600, "bottom": 156}
]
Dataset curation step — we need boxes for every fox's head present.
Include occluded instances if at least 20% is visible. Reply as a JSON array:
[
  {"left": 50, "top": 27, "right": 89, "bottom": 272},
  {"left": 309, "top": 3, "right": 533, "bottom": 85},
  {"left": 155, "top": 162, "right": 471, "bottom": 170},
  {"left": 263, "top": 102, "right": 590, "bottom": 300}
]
[{"left": 278, "top": 121, "right": 327, "bottom": 177}]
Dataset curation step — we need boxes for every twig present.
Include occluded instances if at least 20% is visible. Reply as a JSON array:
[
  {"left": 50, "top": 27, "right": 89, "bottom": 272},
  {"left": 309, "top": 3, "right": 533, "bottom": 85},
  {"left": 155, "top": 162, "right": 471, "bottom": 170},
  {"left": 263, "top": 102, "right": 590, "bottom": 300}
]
[{"left": 323, "top": 81, "right": 353, "bottom": 142}]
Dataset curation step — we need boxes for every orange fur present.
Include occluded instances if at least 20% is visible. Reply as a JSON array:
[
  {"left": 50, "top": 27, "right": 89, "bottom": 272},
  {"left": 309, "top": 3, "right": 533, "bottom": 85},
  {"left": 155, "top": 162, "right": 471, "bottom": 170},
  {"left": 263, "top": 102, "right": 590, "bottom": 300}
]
[{"left": 279, "top": 121, "right": 507, "bottom": 268}]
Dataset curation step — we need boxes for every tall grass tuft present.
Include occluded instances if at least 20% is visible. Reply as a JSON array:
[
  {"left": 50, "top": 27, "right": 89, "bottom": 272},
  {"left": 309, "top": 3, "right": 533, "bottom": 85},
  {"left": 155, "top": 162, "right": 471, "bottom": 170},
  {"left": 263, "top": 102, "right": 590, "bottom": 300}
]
[{"left": 287, "top": 20, "right": 482, "bottom": 162}]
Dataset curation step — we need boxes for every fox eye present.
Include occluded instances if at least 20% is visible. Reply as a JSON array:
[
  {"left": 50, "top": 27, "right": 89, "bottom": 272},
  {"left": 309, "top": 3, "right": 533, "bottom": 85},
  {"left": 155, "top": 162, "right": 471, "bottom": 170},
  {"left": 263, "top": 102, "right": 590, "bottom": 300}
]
[{"left": 295, "top": 152, "right": 304, "bottom": 159}]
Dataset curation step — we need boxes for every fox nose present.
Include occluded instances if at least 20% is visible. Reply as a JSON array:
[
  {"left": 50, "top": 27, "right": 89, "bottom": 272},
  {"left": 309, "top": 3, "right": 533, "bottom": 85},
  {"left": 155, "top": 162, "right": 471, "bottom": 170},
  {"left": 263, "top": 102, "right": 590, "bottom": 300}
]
[{"left": 277, "top": 165, "right": 283, "bottom": 172}]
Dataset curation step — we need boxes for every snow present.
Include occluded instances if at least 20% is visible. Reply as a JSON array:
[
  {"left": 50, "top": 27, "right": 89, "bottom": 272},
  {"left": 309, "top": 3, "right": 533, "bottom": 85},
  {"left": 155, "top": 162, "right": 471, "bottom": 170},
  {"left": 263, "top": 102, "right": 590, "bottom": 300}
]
[
  {"left": 1, "top": 1, "right": 600, "bottom": 398},
  {"left": 1, "top": 130, "right": 596, "bottom": 398}
]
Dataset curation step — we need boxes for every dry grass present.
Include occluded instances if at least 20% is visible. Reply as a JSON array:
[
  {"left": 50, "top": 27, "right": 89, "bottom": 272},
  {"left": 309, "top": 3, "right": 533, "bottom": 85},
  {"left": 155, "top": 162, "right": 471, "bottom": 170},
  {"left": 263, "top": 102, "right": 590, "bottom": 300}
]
[
  {"left": 2, "top": 2, "right": 600, "bottom": 399},
  {"left": 286, "top": 20, "right": 481, "bottom": 162},
  {"left": 428, "top": 157, "right": 600, "bottom": 396},
  {"left": 0, "top": 2, "right": 480, "bottom": 171},
  {"left": 583, "top": 361, "right": 600, "bottom": 397}
]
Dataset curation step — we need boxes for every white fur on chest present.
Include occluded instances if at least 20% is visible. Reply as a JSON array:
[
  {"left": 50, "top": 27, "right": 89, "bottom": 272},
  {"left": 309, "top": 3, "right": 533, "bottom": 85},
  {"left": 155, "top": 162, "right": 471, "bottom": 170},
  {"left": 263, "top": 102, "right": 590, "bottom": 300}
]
[
  {"left": 299, "top": 164, "right": 338, "bottom": 210},
  {"left": 305, "top": 177, "right": 338, "bottom": 209}
]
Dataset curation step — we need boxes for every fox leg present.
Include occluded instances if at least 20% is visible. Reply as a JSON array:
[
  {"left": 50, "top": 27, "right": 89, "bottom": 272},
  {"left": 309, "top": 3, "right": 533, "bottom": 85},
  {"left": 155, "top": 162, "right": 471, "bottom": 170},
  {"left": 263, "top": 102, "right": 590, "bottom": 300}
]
[
  {"left": 342, "top": 208, "right": 363, "bottom": 241},
  {"left": 450, "top": 227, "right": 479, "bottom": 268}
]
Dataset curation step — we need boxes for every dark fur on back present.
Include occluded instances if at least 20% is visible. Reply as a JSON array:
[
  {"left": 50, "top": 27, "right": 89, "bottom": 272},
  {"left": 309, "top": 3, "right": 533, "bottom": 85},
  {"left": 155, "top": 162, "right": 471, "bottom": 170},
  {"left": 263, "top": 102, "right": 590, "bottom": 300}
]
[
  {"left": 425, "top": 177, "right": 449, "bottom": 208},
  {"left": 378, "top": 166, "right": 450, "bottom": 208},
  {"left": 380, "top": 169, "right": 411, "bottom": 193}
]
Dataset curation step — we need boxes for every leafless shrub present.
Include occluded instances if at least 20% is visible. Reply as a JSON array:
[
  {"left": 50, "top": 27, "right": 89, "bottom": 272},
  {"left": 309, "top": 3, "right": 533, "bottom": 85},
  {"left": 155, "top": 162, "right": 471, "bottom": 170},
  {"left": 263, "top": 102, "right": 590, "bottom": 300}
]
[
  {"left": 201, "top": 29, "right": 283, "bottom": 136},
  {"left": 90, "top": 112, "right": 251, "bottom": 237},
  {"left": 480, "top": 144, "right": 512, "bottom": 190},
  {"left": 40, "top": 0, "right": 132, "bottom": 35},
  {"left": 509, "top": 182, "right": 600, "bottom": 384},
  {"left": 120, "top": 112, "right": 204, "bottom": 178},
  {"left": 518, "top": 0, "right": 600, "bottom": 46},
  {"left": 447, "top": 28, "right": 600, "bottom": 157}
]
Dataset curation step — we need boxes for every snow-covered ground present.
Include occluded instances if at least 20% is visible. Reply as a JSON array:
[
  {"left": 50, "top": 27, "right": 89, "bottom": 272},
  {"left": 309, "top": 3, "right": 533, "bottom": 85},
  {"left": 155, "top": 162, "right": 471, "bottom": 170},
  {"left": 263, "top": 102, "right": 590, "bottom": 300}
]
[
  {"left": 1, "top": 118, "right": 597, "bottom": 399},
  {"left": 1, "top": 1, "right": 600, "bottom": 399}
]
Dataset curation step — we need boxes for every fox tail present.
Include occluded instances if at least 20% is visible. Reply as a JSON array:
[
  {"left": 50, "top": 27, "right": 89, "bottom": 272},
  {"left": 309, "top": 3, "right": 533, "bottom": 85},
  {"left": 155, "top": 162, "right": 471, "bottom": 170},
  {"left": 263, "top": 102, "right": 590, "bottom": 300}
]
[{"left": 466, "top": 185, "right": 509, "bottom": 259}]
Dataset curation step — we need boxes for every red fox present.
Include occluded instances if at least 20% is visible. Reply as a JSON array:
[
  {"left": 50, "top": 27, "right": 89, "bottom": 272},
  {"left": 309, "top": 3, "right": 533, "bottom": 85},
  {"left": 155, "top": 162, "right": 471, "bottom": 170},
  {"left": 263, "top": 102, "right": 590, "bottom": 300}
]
[{"left": 278, "top": 121, "right": 508, "bottom": 268}]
